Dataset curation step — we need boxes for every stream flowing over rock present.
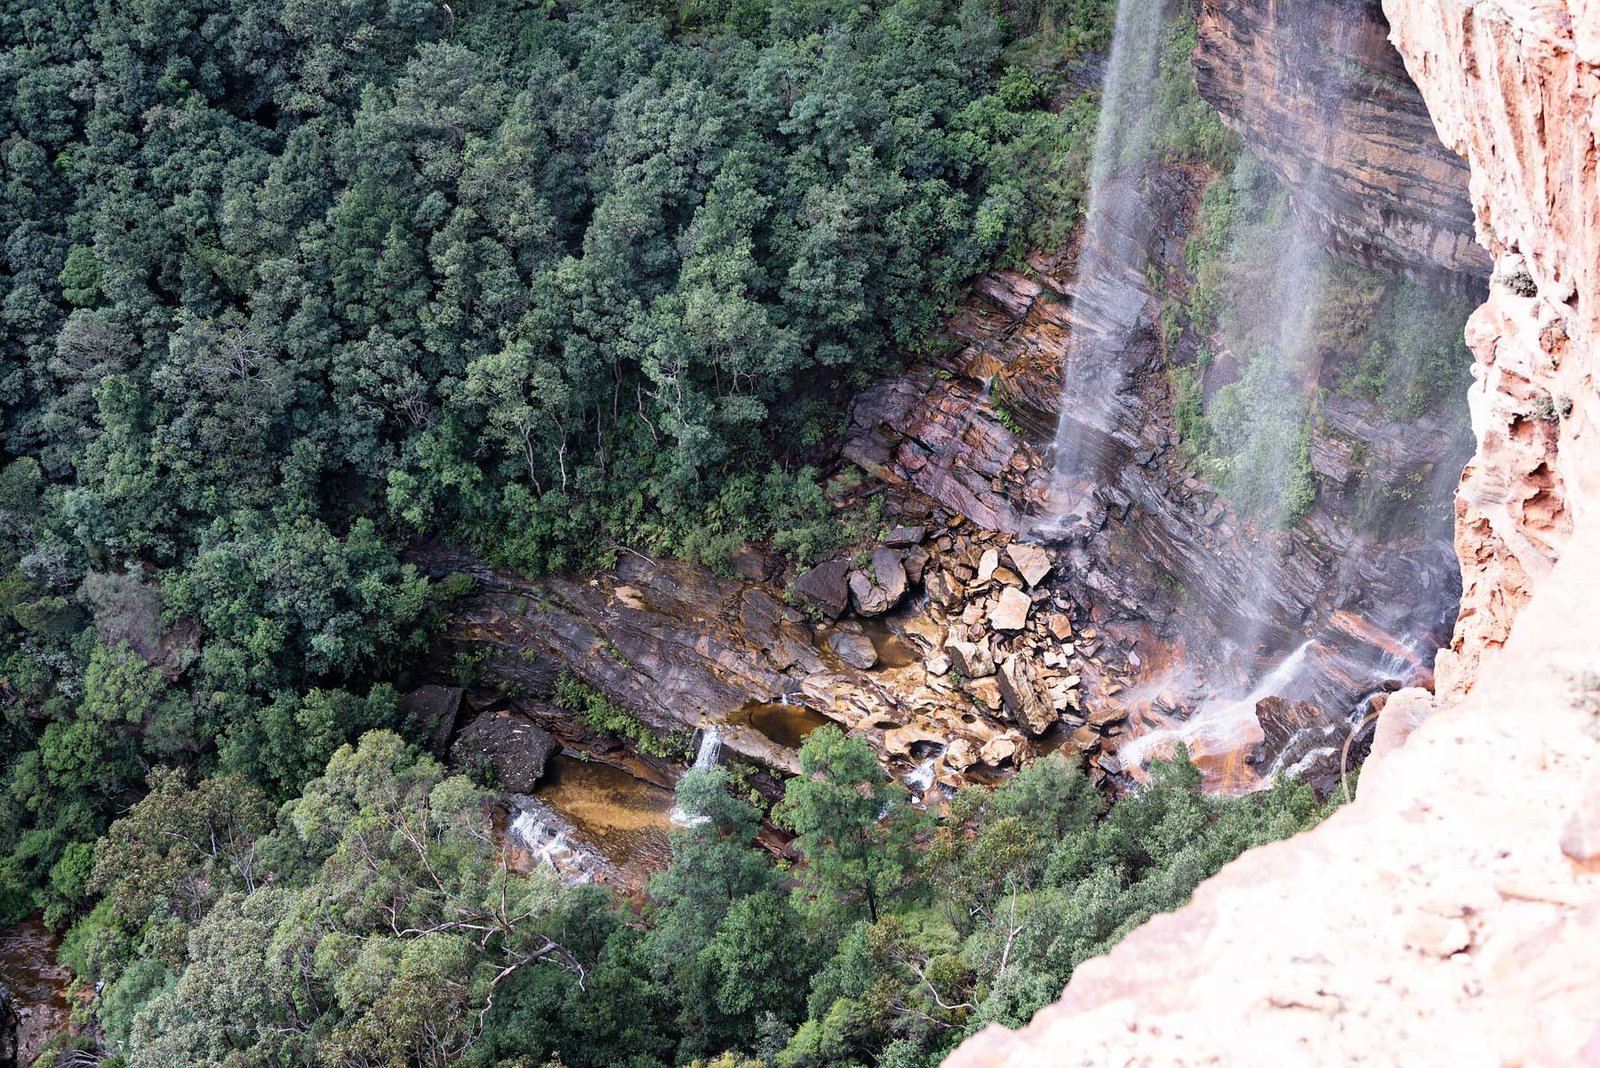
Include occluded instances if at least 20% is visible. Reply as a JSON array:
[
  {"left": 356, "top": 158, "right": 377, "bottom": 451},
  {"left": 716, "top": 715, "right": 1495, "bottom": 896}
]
[{"left": 946, "top": 1, "right": 1600, "bottom": 1063}]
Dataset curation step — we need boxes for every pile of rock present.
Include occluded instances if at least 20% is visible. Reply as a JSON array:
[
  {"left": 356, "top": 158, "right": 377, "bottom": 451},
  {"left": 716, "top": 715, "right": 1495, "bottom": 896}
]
[
  {"left": 795, "top": 526, "right": 930, "bottom": 622},
  {"left": 794, "top": 518, "right": 1139, "bottom": 785}
]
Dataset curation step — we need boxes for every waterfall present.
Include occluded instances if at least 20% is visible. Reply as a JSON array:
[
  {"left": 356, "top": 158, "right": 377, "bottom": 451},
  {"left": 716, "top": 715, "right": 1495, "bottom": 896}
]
[
  {"left": 1118, "top": 640, "right": 1316, "bottom": 771},
  {"left": 904, "top": 757, "right": 936, "bottom": 795},
  {"left": 691, "top": 725, "right": 722, "bottom": 770},
  {"left": 1044, "top": 0, "right": 1167, "bottom": 519},
  {"left": 670, "top": 726, "right": 722, "bottom": 827}
]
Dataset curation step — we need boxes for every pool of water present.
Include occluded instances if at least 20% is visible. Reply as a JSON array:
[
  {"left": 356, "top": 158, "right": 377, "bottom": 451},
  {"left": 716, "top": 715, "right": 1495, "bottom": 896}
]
[
  {"left": 535, "top": 755, "right": 675, "bottom": 875},
  {"left": 855, "top": 617, "right": 921, "bottom": 669},
  {"left": 728, "top": 700, "right": 832, "bottom": 750},
  {"left": 0, "top": 917, "right": 72, "bottom": 1064}
]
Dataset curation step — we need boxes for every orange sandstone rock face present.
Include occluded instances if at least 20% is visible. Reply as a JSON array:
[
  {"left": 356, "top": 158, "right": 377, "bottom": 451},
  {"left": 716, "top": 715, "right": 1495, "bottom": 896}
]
[
  {"left": 1386, "top": 0, "right": 1597, "bottom": 697},
  {"left": 945, "top": 3, "right": 1600, "bottom": 1064}
]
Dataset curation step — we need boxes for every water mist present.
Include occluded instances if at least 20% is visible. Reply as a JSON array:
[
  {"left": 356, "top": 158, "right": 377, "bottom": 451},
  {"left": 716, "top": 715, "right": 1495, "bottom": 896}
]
[{"left": 1042, "top": 0, "right": 1167, "bottom": 527}]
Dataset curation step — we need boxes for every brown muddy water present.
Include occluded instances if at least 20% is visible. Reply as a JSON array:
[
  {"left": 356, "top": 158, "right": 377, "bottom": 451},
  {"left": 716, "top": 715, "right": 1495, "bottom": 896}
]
[
  {"left": 727, "top": 700, "right": 831, "bottom": 750},
  {"left": 535, "top": 754, "right": 675, "bottom": 874},
  {"left": 1, "top": 918, "right": 72, "bottom": 1066},
  {"left": 858, "top": 616, "right": 920, "bottom": 668}
]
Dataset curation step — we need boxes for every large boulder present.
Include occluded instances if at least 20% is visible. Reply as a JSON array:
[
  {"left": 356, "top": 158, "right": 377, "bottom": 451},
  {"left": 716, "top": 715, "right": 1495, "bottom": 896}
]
[
  {"left": 871, "top": 547, "right": 908, "bottom": 605},
  {"left": 1006, "top": 542, "right": 1053, "bottom": 587},
  {"left": 450, "top": 712, "right": 559, "bottom": 792},
  {"left": 997, "top": 655, "right": 1056, "bottom": 736},
  {"left": 399, "top": 684, "right": 466, "bottom": 758},
  {"left": 989, "top": 587, "right": 1034, "bottom": 632},
  {"left": 849, "top": 548, "right": 909, "bottom": 616},
  {"left": 827, "top": 629, "right": 879, "bottom": 670},
  {"left": 795, "top": 560, "right": 852, "bottom": 620},
  {"left": 882, "top": 525, "right": 926, "bottom": 548},
  {"left": 946, "top": 638, "right": 996, "bottom": 678}
]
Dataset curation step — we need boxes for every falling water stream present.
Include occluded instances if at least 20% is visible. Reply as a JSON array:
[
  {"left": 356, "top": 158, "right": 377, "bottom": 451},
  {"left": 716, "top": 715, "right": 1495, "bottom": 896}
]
[
  {"left": 669, "top": 726, "right": 723, "bottom": 826},
  {"left": 1033, "top": 0, "right": 1454, "bottom": 789},
  {"left": 1044, "top": 0, "right": 1166, "bottom": 518}
]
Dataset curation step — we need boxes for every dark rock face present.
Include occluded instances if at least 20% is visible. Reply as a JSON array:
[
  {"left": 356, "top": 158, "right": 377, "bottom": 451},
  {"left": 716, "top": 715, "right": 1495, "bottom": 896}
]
[
  {"left": 1194, "top": 0, "right": 1490, "bottom": 290},
  {"left": 1, "top": 985, "right": 16, "bottom": 1068},
  {"left": 399, "top": 684, "right": 465, "bottom": 758},
  {"left": 450, "top": 712, "right": 559, "bottom": 792},
  {"left": 795, "top": 559, "right": 851, "bottom": 619}
]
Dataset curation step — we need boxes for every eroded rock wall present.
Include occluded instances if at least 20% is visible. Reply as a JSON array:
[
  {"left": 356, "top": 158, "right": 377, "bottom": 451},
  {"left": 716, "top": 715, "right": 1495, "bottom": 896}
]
[
  {"left": 1386, "top": 0, "right": 1597, "bottom": 695},
  {"left": 1195, "top": 0, "right": 1491, "bottom": 287},
  {"left": 945, "top": 3, "right": 1600, "bottom": 1064}
]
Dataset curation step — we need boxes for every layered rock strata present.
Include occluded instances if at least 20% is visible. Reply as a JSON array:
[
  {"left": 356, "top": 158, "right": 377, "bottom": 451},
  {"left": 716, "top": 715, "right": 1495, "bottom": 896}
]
[
  {"left": 848, "top": 160, "right": 1464, "bottom": 788},
  {"left": 1195, "top": 0, "right": 1490, "bottom": 287}
]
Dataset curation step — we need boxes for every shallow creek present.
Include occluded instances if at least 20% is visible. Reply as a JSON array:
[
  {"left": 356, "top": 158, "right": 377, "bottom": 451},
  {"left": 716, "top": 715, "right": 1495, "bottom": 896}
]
[{"left": 0, "top": 917, "right": 72, "bottom": 1065}]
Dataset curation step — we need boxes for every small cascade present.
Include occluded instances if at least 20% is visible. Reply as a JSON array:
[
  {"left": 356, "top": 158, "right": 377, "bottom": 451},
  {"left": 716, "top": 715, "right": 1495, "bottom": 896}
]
[
  {"left": 904, "top": 757, "right": 937, "bottom": 795},
  {"left": 508, "top": 798, "right": 595, "bottom": 883},
  {"left": 671, "top": 726, "right": 723, "bottom": 826},
  {"left": 691, "top": 725, "right": 722, "bottom": 770}
]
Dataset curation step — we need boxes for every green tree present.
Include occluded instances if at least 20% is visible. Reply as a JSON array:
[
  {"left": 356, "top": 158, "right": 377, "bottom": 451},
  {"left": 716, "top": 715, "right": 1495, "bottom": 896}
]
[{"left": 775, "top": 726, "right": 922, "bottom": 924}]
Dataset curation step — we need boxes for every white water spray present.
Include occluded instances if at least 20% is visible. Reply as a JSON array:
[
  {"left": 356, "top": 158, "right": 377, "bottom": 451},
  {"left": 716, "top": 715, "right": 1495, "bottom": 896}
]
[
  {"left": 1045, "top": 0, "right": 1167, "bottom": 510},
  {"left": 691, "top": 725, "right": 722, "bottom": 770},
  {"left": 904, "top": 757, "right": 937, "bottom": 795},
  {"left": 1119, "top": 640, "right": 1316, "bottom": 770},
  {"left": 670, "top": 725, "right": 723, "bottom": 826}
]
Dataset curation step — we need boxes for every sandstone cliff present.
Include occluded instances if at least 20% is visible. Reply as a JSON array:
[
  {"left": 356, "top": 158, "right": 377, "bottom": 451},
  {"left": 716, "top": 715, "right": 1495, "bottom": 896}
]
[
  {"left": 946, "top": 3, "right": 1600, "bottom": 1063},
  {"left": 1195, "top": 0, "right": 1490, "bottom": 288}
]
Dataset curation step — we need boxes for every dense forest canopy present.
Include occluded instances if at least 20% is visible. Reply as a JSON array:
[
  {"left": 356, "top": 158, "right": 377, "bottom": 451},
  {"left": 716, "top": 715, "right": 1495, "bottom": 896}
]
[
  {"left": 0, "top": 0, "right": 1121, "bottom": 927},
  {"left": 60, "top": 730, "right": 1328, "bottom": 1068}
]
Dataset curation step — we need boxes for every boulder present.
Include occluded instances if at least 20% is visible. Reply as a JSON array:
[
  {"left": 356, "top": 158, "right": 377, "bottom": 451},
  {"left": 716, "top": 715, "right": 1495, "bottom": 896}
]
[
  {"left": 1007, "top": 542, "right": 1053, "bottom": 587},
  {"left": 976, "top": 548, "right": 1000, "bottom": 584},
  {"left": 882, "top": 525, "right": 927, "bottom": 548},
  {"left": 796, "top": 560, "right": 852, "bottom": 619},
  {"left": 901, "top": 545, "right": 930, "bottom": 585},
  {"left": 946, "top": 639, "right": 996, "bottom": 678},
  {"left": 848, "top": 570, "right": 889, "bottom": 615},
  {"left": 849, "top": 549, "right": 908, "bottom": 617},
  {"left": 925, "top": 652, "right": 953, "bottom": 676},
  {"left": 980, "top": 733, "right": 1020, "bottom": 766},
  {"left": 450, "top": 712, "right": 558, "bottom": 792},
  {"left": 399, "top": 684, "right": 466, "bottom": 758},
  {"left": 926, "top": 568, "right": 962, "bottom": 608},
  {"left": 871, "top": 547, "right": 908, "bottom": 606},
  {"left": 998, "top": 655, "right": 1056, "bottom": 735},
  {"left": 989, "top": 587, "right": 1033, "bottom": 632},
  {"left": 827, "top": 630, "right": 879, "bottom": 670},
  {"left": 993, "top": 566, "right": 1025, "bottom": 587},
  {"left": 965, "top": 676, "right": 1003, "bottom": 711}
]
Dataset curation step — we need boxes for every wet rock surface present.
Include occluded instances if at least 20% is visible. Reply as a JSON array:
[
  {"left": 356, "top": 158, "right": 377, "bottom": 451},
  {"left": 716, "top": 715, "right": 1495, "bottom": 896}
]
[
  {"left": 1195, "top": 0, "right": 1489, "bottom": 288},
  {"left": 0, "top": 920, "right": 72, "bottom": 1066}
]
